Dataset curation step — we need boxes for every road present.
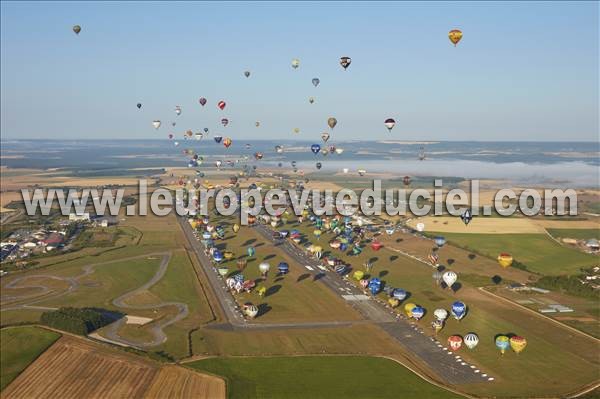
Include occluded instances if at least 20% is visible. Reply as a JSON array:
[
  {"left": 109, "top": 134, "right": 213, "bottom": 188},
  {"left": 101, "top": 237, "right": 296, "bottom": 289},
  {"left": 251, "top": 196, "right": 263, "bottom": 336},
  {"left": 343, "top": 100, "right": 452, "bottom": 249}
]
[{"left": 179, "top": 216, "right": 489, "bottom": 384}]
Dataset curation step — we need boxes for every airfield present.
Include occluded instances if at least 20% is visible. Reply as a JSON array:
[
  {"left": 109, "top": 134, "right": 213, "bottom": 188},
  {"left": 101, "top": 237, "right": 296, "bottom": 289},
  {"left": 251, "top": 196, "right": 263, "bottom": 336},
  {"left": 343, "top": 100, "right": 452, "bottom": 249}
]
[{"left": 0, "top": 169, "right": 599, "bottom": 398}]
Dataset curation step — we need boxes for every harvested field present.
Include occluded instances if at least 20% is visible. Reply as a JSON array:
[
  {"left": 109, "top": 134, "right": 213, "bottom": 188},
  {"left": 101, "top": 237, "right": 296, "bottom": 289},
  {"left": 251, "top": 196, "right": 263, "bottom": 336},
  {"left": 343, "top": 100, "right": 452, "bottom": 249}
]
[
  {"left": 408, "top": 216, "right": 546, "bottom": 234},
  {"left": 145, "top": 365, "right": 225, "bottom": 399},
  {"left": 1, "top": 336, "right": 225, "bottom": 399}
]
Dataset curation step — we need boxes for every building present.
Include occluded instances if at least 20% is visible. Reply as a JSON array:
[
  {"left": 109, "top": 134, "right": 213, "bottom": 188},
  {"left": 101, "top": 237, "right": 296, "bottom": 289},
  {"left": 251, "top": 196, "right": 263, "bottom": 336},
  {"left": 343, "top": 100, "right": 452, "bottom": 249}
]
[
  {"left": 69, "top": 212, "right": 90, "bottom": 222},
  {"left": 585, "top": 239, "right": 599, "bottom": 251}
]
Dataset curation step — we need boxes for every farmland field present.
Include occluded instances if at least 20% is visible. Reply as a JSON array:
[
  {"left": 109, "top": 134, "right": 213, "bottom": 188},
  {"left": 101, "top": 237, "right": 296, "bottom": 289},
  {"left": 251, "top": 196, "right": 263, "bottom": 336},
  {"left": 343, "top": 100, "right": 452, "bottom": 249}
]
[
  {"left": 546, "top": 228, "right": 600, "bottom": 241},
  {"left": 0, "top": 326, "right": 61, "bottom": 391},
  {"left": 1, "top": 335, "right": 225, "bottom": 398},
  {"left": 433, "top": 232, "right": 598, "bottom": 275},
  {"left": 188, "top": 356, "right": 462, "bottom": 399}
]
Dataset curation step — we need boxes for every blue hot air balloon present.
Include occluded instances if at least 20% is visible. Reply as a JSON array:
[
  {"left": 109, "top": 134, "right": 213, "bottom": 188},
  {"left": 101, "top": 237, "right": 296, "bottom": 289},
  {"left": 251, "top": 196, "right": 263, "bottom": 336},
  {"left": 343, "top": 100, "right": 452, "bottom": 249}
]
[
  {"left": 411, "top": 306, "right": 425, "bottom": 320},
  {"left": 278, "top": 262, "right": 289, "bottom": 274},
  {"left": 213, "top": 250, "right": 224, "bottom": 262},
  {"left": 334, "top": 264, "right": 347, "bottom": 275},
  {"left": 234, "top": 273, "right": 245, "bottom": 284},
  {"left": 451, "top": 301, "right": 467, "bottom": 320},
  {"left": 202, "top": 231, "right": 212, "bottom": 240},
  {"left": 247, "top": 246, "right": 256, "bottom": 257},
  {"left": 214, "top": 135, "right": 223, "bottom": 143},
  {"left": 311, "top": 144, "right": 321, "bottom": 154},
  {"left": 368, "top": 278, "right": 382, "bottom": 295},
  {"left": 393, "top": 289, "right": 407, "bottom": 301},
  {"left": 434, "top": 236, "right": 446, "bottom": 247}
]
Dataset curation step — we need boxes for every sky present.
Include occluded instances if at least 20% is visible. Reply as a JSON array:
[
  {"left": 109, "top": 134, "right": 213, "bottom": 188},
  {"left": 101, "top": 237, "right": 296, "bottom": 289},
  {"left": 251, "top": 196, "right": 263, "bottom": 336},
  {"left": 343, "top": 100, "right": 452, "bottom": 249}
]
[{"left": 1, "top": 1, "right": 598, "bottom": 142}]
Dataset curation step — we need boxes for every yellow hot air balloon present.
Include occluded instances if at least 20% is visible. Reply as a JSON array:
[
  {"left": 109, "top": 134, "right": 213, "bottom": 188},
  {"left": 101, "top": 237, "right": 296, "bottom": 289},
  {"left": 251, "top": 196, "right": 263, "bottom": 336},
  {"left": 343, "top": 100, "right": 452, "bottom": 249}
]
[
  {"left": 224, "top": 251, "right": 234, "bottom": 260},
  {"left": 189, "top": 220, "right": 199, "bottom": 229},
  {"left": 293, "top": 127, "right": 300, "bottom": 134},
  {"left": 497, "top": 253, "right": 513, "bottom": 268},
  {"left": 449, "top": 29, "right": 463, "bottom": 46},
  {"left": 404, "top": 303, "right": 416, "bottom": 317},
  {"left": 388, "top": 298, "right": 400, "bottom": 308},
  {"left": 510, "top": 336, "right": 527, "bottom": 354},
  {"left": 353, "top": 270, "right": 365, "bottom": 281},
  {"left": 233, "top": 223, "right": 240, "bottom": 233}
]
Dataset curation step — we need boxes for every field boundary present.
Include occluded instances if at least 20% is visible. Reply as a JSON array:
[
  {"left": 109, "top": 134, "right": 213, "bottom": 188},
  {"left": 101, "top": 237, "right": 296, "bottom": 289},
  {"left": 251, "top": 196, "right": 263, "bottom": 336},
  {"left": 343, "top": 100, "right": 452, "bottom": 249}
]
[{"left": 478, "top": 287, "right": 600, "bottom": 343}]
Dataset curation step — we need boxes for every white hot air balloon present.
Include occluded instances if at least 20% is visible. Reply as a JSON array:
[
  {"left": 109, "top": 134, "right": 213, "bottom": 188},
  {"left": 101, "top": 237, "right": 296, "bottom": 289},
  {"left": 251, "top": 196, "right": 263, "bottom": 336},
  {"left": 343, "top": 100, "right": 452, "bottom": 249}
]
[
  {"left": 245, "top": 304, "right": 259, "bottom": 318},
  {"left": 335, "top": 148, "right": 344, "bottom": 155},
  {"left": 342, "top": 168, "right": 349, "bottom": 174},
  {"left": 442, "top": 271, "right": 458, "bottom": 287},
  {"left": 464, "top": 333, "right": 479, "bottom": 349},
  {"left": 259, "top": 262, "right": 270, "bottom": 276},
  {"left": 416, "top": 222, "right": 425, "bottom": 232},
  {"left": 175, "top": 106, "right": 182, "bottom": 116},
  {"left": 152, "top": 120, "right": 161, "bottom": 129},
  {"left": 434, "top": 308, "right": 448, "bottom": 321}
]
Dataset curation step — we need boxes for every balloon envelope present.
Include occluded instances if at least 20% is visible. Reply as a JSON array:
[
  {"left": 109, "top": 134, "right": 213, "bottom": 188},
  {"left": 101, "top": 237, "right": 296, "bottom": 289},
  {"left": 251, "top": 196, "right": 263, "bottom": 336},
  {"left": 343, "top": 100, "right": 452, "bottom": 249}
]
[
  {"left": 496, "top": 335, "right": 510, "bottom": 354},
  {"left": 327, "top": 117, "right": 338, "bottom": 129},
  {"left": 448, "top": 335, "right": 463, "bottom": 351},
  {"left": 434, "top": 308, "right": 448, "bottom": 321},
  {"left": 448, "top": 29, "right": 463, "bottom": 46},
  {"left": 72, "top": 25, "right": 81, "bottom": 34},
  {"left": 312, "top": 78, "right": 320, "bottom": 87},
  {"left": 384, "top": 118, "right": 396, "bottom": 131},
  {"left": 510, "top": 336, "right": 527, "bottom": 353},
  {"left": 442, "top": 271, "right": 457, "bottom": 287},
  {"left": 464, "top": 333, "right": 479, "bottom": 349}
]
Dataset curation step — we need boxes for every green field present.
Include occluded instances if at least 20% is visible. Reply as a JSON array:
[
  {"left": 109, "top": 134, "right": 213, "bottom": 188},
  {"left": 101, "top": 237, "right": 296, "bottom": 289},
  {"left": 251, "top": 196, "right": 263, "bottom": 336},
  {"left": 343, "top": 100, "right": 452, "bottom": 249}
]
[
  {"left": 188, "top": 356, "right": 462, "bottom": 399},
  {"left": 0, "top": 326, "right": 61, "bottom": 391},
  {"left": 436, "top": 233, "right": 598, "bottom": 275},
  {"left": 547, "top": 228, "right": 600, "bottom": 241}
]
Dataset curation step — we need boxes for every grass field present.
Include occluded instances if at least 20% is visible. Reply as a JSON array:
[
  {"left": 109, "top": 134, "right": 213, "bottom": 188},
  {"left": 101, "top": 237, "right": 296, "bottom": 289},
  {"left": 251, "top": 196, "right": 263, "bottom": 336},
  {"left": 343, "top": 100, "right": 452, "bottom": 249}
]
[
  {"left": 436, "top": 232, "right": 598, "bottom": 275},
  {"left": 0, "top": 326, "right": 61, "bottom": 391},
  {"left": 188, "top": 356, "right": 462, "bottom": 399},
  {"left": 547, "top": 228, "right": 600, "bottom": 241}
]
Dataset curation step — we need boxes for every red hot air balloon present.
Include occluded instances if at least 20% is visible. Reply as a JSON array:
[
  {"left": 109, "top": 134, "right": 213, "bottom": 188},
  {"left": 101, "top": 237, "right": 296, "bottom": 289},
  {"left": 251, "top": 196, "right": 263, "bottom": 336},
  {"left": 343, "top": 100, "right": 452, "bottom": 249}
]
[
  {"left": 223, "top": 137, "right": 232, "bottom": 148},
  {"left": 218, "top": 101, "right": 226, "bottom": 110},
  {"left": 448, "top": 335, "right": 463, "bottom": 351},
  {"left": 371, "top": 241, "right": 383, "bottom": 251}
]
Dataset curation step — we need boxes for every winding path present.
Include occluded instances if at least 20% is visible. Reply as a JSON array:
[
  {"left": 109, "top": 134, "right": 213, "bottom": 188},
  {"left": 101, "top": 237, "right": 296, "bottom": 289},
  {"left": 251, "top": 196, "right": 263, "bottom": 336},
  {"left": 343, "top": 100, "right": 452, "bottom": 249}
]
[{"left": 1, "top": 252, "right": 189, "bottom": 348}]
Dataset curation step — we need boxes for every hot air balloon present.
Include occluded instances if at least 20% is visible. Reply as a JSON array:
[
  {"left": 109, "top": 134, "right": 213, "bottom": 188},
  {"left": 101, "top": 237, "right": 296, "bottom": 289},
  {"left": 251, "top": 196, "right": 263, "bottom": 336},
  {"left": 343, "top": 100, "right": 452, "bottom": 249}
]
[
  {"left": 213, "top": 250, "right": 224, "bottom": 262},
  {"left": 335, "top": 148, "right": 344, "bottom": 155},
  {"left": 311, "top": 144, "right": 321, "bottom": 154},
  {"left": 416, "top": 222, "right": 425, "bottom": 232},
  {"left": 404, "top": 303, "right": 416, "bottom": 317},
  {"left": 244, "top": 70, "right": 251, "bottom": 78},
  {"left": 72, "top": 25, "right": 81, "bottom": 35},
  {"left": 448, "top": 29, "right": 463, "bottom": 47},
  {"left": 214, "top": 136, "right": 223, "bottom": 144},
  {"left": 232, "top": 223, "right": 240, "bottom": 233},
  {"left": 428, "top": 252, "right": 439, "bottom": 266},
  {"left": 510, "top": 336, "right": 527, "bottom": 354},
  {"left": 255, "top": 121, "right": 260, "bottom": 127},
  {"left": 448, "top": 335, "right": 463, "bottom": 351},
  {"left": 312, "top": 78, "right": 320, "bottom": 87},
  {"left": 434, "top": 236, "right": 446, "bottom": 247},
  {"left": 357, "top": 169, "right": 366, "bottom": 176},
  {"left": 442, "top": 271, "right": 457, "bottom": 287},
  {"left": 199, "top": 97, "right": 207, "bottom": 106},
  {"left": 340, "top": 56, "right": 351, "bottom": 70},
  {"left": 384, "top": 118, "right": 396, "bottom": 131},
  {"left": 259, "top": 262, "right": 270, "bottom": 277},
  {"left": 461, "top": 209, "right": 473, "bottom": 225},
  {"left": 393, "top": 289, "right": 407, "bottom": 301},
  {"left": 152, "top": 120, "right": 161, "bottom": 129},
  {"left": 496, "top": 335, "right": 510, "bottom": 354},
  {"left": 353, "top": 270, "right": 365, "bottom": 281},
  {"left": 432, "top": 319, "right": 444, "bottom": 334},
  {"left": 254, "top": 152, "right": 264, "bottom": 160},
  {"left": 308, "top": 97, "right": 315, "bottom": 104},
  {"left": 451, "top": 301, "right": 467, "bottom": 321},
  {"left": 388, "top": 298, "right": 400, "bottom": 308},
  {"left": 368, "top": 278, "right": 382, "bottom": 295},
  {"left": 223, "top": 137, "right": 232, "bottom": 148},
  {"left": 321, "top": 132, "right": 330, "bottom": 142},
  {"left": 316, "top": 162, "right": 322, "bottom": 170},
  {"left": 327, "top": 117, "right": 337, "bottom": 129},
  {"left": 221, "top": 118, "right": 229, "bottom": 127},
  {"left": 215, "top": 160, "right": 222, "bottom": 168},
  {"left": 403, "top": 176, "right": 411, "bottom": 186},
  {"left": 218, "top": 100, "right": 226, "bottom": 110},
  {"left": 278, "top": 262, "right": 289, "bottom": 274},
  {"left": 244, "top": 303, "right": 259, "bottom": 318},
  {"left": 247, "top": 246, "right": 256, "bottom": 257},
  {"left": 359, "top": 279, "right": 369, "bottom": 289},
  {"left": 434, "top": 308, "right": 448, "bottom": 321},
  {"left": 217, "top": 267, "right": 229, "bottom": 277},
  {"left": 464, "top": 333, "right": 479, "bottom": 350},
  {"left": 291, "top": 58, "right": 300, "bottom": 69},
  {"left": 411, "top": 306, "right": 425, "bottom": 320},
  {"left": 137, "top": 103, "right": 142, "bottom": 109},
  {"left": 175, "top": 106, "right": 182, "bottom": 116},
  {"left": 497, "top": 253, "right": 513, "bottom": 268},
  {"left": 237, "top": 259, "right": 247, "bottom": 271},
  {"left": 371, "top": 241, "right": 383, "bottom": 251},
  {"left": 275, "top": 145, "right": 284, "bottom": 153},
  {"left": 204, "top": 127, "right": 209, "bottom": 133},
  {"left": 293, "top": 128, "right": 300, "bottom": 134}
]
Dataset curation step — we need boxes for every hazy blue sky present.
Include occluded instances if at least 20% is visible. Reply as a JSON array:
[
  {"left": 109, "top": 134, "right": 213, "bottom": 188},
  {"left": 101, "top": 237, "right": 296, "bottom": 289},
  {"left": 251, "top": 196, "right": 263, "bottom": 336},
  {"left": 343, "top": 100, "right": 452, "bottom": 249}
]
[{"left": 1, "top": 1, "right": 598, "bottom": 141}]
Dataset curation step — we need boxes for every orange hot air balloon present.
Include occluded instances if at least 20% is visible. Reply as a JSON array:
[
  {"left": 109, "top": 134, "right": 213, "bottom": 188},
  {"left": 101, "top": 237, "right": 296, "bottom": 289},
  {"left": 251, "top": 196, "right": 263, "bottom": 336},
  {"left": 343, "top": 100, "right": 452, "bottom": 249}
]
[
  {"left": 449, "top": 29, "right": 463, "bottom": 46},
  {"left": 510, "top": 336, "right": 527, "bottom": 354},
  {"left": 223, "top": 137, "right": 232, "bottom": 148},
  {"left": 497, "top": 253, "right": 513, "bottom": 268}
]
